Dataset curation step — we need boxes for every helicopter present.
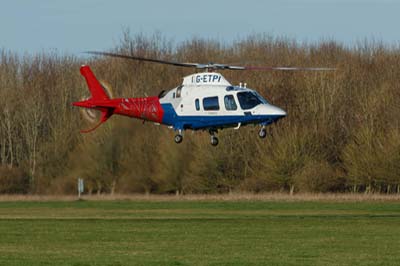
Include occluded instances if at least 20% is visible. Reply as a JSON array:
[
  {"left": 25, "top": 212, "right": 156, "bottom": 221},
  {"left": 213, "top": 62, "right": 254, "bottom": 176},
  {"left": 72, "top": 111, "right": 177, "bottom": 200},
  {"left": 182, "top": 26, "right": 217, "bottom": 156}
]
[{"left": 73, "top": 51, "right": 333, "bottom": 146}]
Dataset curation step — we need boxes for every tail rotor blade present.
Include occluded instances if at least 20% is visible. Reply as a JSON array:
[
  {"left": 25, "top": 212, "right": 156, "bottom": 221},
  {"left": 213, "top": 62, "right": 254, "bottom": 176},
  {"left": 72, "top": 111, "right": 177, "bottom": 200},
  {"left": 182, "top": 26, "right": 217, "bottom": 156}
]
[
  {"left": 80, "top": 106, "right": 100, "bottom": 124},
  {"left": 80, "top": 109, "right": 112, "bottom": 133},
  {"left": 99, "top": 80, "right": 114, "bottom": 99}
]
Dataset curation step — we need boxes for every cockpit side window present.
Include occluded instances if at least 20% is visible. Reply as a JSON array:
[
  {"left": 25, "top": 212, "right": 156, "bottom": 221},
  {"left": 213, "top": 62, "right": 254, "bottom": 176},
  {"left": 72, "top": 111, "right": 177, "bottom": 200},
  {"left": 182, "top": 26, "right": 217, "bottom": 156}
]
[
  {"left": 237, "top": 91, "right": 264, "bottom": 110},
  {"left": 224, "top": 95, "right": 237, "bottom": 111}
]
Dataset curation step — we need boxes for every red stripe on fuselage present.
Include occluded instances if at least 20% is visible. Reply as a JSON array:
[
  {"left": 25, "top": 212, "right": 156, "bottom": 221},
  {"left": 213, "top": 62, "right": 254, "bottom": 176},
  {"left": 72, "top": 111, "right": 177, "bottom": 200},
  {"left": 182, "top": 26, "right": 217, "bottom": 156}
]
[{"left": 113, "top": 96, "right": 164, "bottom": 123}]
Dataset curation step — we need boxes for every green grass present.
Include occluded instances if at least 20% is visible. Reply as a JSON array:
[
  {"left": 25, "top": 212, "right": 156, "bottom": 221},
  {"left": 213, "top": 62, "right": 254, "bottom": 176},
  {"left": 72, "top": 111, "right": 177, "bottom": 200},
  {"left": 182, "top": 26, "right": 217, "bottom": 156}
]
[{"left": 0, "top": 200, "right": 399, "bottom": 266}]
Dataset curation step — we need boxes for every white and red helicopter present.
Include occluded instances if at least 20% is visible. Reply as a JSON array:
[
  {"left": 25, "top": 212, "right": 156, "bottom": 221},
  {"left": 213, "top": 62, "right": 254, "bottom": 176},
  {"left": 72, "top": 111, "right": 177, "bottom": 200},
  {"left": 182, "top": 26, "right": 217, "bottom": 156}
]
[{"left": 73, "top": 51, "right": 333, "bottom": 146}]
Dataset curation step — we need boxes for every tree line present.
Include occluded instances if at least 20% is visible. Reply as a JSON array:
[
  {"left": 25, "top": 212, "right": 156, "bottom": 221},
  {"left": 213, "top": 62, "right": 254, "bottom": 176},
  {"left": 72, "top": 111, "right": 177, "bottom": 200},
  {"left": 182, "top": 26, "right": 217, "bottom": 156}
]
[{"left": 0, "top": 33, "right": 399, "bottom": 195}]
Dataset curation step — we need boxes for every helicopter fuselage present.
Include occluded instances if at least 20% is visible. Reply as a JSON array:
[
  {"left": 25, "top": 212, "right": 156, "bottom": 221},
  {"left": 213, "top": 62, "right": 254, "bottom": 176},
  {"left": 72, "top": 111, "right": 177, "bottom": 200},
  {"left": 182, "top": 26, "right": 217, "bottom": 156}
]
[{"left": 157, "top": 72, "right": 286, "bottom": 131}]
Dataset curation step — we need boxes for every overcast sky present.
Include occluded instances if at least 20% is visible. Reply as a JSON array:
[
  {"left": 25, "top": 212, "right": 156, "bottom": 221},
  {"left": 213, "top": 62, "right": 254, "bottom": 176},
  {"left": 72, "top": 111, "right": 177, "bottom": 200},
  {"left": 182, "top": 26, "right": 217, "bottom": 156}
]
[{"left": 1, "top": 0, "right": 399, "bottom": 54}]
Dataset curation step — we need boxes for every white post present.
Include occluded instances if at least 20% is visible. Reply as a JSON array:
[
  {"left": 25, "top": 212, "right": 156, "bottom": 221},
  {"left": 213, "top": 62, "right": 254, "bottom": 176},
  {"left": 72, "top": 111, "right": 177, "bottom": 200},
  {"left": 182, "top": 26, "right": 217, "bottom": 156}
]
[{"left": 78, "top": 178, "right": 84, "bottom": 199}]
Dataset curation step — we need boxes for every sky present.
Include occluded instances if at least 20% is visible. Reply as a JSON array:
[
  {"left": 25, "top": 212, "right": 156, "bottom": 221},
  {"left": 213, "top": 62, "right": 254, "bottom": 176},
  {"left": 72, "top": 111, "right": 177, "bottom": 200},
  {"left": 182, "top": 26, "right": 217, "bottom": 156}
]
[{"left": 1, "top": 0, "right": 399, "bottom": 55}]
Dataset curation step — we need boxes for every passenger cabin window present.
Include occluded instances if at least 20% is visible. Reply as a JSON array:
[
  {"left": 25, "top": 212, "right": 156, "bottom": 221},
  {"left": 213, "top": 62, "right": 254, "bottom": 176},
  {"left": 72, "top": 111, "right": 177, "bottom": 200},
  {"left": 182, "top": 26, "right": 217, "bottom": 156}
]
[
  {"left": 195, "top": 99, "right": 200, "bottom": 111},
  {"left": 224, "top": 95, "right": 237, "bottom": 111},
  {"left": 237, "top": 91, "right": 267, "bottom": 110},
  {"left": 203, "top": 96, "right": 219, "bottom": 111},
  {"left": 176, "top": 85, "right": 183, "bottom": 98}
]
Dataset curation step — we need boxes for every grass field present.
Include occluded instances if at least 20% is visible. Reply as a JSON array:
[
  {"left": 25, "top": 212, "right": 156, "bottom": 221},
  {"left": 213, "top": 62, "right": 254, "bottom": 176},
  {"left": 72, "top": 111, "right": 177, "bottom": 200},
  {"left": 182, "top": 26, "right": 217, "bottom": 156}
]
[{"left": 0, "top": 196, "right": 399, "bottom": 266}]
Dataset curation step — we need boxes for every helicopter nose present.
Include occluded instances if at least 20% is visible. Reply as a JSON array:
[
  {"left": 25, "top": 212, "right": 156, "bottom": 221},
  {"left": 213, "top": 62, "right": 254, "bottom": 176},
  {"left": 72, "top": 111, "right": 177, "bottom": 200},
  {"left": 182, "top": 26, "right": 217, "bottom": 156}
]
[
  {"left": 263, "top": 104, "right": 287, "bottom": 117},
  {"left": 273, "top": 106, "right": 287, "bottom": 117}
]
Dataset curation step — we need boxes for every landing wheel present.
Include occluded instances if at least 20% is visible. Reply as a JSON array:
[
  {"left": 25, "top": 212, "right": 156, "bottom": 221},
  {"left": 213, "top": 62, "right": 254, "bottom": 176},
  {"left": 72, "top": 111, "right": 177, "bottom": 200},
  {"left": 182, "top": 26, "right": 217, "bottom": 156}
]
[
  {"left": 209, "top": 129, "right": 219, "bottom": 146},
  {"left": 258, "top": 128, "right": 267, "bottom": 139},
  {"left": 174, "top": 134, "right": 183, "bottom": 144},
  {"left": 211, "top": 136, "right": 219, "bottom": 146}
]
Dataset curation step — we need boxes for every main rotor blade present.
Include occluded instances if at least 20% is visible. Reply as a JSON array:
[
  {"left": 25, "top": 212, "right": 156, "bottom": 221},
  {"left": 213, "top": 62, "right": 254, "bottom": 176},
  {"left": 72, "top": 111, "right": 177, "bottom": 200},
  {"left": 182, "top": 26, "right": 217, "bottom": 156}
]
[
  {"left": 244, "top": 66, "right": 335, "bottom": 71},
  {"left": 86, "top": 51, "right": 199, "bottom": 68},
  {"left": 86, "top": 51, "right": 335, "bottom": 71}
]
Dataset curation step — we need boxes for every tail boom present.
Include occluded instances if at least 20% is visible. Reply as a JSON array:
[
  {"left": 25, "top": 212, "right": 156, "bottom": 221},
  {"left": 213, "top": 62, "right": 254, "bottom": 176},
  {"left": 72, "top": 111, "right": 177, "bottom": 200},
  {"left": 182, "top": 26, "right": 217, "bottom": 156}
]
[{"left": 73, "top": 65, "right": 165, "bottom": 133}]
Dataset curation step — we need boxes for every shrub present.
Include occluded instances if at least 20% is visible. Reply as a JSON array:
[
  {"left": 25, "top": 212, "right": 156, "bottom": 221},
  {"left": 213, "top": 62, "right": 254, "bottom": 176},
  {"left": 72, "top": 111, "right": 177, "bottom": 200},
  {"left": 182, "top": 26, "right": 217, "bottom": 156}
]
[{"left": 0, "top": 166, "right": 29, "bottom": 194}]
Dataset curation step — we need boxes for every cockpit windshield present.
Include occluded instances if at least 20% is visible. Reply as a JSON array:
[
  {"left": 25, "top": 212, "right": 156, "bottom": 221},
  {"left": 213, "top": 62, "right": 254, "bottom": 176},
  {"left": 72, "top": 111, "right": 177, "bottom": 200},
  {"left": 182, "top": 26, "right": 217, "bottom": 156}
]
[
  {"left": 237, "top": 91, "right": 269, "bottom": 110},
  {"left": 253, "top": 91, "right": 269, "bottom": 104}
]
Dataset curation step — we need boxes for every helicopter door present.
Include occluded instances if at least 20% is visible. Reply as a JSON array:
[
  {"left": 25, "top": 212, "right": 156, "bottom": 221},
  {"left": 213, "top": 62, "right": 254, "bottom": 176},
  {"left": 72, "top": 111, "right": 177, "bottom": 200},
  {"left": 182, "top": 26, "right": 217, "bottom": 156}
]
[{"left": 175, "top": 86, "right": 184, "bottom": 112}]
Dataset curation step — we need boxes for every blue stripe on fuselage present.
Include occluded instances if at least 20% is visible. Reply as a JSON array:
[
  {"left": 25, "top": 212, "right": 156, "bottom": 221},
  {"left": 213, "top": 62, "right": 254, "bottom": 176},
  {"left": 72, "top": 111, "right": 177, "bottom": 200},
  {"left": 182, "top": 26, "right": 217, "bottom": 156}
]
[{"left": 161, "top": 103, "right": 283, "bottom": 130}]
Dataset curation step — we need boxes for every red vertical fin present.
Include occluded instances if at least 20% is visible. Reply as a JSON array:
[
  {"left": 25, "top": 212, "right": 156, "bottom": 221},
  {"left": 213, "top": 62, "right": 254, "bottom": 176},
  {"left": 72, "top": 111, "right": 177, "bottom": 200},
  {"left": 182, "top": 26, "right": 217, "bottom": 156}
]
[{"left": 80, "top": 65, "right": 110, "bottom": 100}]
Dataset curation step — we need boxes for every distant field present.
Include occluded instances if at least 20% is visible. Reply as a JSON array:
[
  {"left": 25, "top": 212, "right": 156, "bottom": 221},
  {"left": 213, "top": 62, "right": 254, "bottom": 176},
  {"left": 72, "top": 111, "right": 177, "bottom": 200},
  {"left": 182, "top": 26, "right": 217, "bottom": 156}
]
[{"left": 0, "top": 197, "right": 399, "bottom": 266}]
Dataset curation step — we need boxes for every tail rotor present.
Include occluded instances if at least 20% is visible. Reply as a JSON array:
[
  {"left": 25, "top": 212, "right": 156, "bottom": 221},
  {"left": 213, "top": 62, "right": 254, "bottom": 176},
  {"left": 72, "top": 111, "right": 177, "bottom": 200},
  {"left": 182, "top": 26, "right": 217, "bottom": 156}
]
[
  {"left": 73, "top": 65, "right": 116, "bottom": 133},
  {"left": 80, "top": 80, "right": 114, "bottom": 124}
]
